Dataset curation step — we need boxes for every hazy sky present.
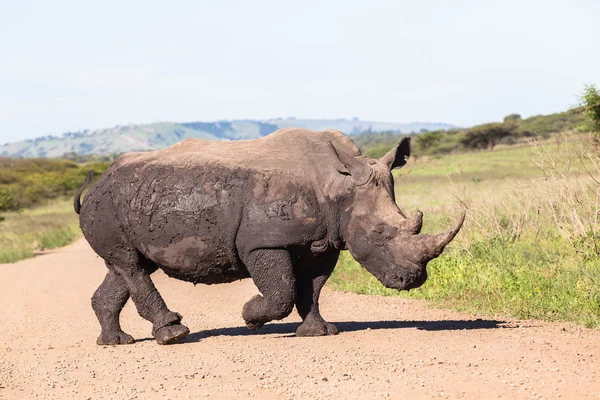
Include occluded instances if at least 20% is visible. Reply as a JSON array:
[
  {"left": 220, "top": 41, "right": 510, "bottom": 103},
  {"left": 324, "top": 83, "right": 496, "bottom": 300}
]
[{"left": 1, "top": 0, "right": 599, "bottom": 143}]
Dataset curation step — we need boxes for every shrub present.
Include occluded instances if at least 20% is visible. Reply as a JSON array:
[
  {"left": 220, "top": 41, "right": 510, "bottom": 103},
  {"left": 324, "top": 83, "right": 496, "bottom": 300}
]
[
  {"left": 0, "top": 187, "right": 18, "bottom": 212},
  {"left": 459, "top": 122, "right": 518, "bottom": 151},
  {"left": 576, "top": 84, "right": 600, "bottom": 137},
  {"left": 0, "top": 158, "right": 110, "bottom": 211}
]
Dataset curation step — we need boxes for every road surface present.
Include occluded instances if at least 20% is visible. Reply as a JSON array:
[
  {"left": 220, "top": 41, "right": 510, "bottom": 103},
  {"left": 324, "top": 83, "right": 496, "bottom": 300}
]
[{"left": 0, "top": 239, "right": 599, "bottom": 399}]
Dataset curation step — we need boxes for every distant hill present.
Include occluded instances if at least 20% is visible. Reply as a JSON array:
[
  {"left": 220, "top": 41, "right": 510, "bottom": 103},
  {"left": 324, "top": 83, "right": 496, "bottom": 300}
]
[
  {"left": 516, "top": 110, "right": 587, "bottom": 136},
  {"left": 1, "top": 119, "right": 453, "bottom": 158},
  {"left": 355, "top": 109, "right": 590, "bottom": 158}
]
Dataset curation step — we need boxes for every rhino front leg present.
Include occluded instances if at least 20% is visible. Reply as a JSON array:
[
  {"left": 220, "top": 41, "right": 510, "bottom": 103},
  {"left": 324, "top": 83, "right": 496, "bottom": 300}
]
[
  {"left": 91, "top": 270, "right": 134, "bottom": 345},
  {"left": 294, "top": 250, "right": 340, "bottom": 336},
  {"left": 242, "top": 249, "right": 296, "bottom": 330},
  {"left": 107, "top": 255, "right": 189, "bottom": 345}
]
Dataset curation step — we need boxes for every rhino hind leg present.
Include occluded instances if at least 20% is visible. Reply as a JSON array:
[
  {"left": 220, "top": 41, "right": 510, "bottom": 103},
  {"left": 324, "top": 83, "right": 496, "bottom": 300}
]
[
  {"left": 105, "top": 250, "right": 189, "bottom": 345},
  {"left": 242, "top": 249, "right": 296, "bottom": 330},
  {"left": 92, "top": 270, "right": 135, "bottom": 345},
  {"left": 294, "top": 250, "right": 340, "bottom": 337}
]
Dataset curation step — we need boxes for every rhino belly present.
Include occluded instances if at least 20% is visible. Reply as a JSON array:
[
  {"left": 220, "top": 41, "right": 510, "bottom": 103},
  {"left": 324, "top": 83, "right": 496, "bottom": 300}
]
[{"left": 140, "top": 235, "right": 249, "bottom": 284}]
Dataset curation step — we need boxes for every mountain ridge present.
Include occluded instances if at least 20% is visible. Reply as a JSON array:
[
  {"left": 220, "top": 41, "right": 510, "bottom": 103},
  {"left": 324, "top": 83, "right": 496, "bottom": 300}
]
[{"left": 1, "top": 118, "right": 453, "bottom": 158}]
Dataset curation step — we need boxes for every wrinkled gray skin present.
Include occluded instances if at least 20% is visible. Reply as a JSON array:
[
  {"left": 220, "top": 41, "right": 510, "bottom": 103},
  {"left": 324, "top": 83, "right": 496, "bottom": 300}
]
[{"left": 75, "top": 128, "right": 465, "bottom": 345}]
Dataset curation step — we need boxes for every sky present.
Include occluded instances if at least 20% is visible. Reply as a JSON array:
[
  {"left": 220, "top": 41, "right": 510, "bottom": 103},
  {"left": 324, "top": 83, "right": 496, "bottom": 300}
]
[{"left": 1, "top": 0, "right": 599, "bottom": 144}]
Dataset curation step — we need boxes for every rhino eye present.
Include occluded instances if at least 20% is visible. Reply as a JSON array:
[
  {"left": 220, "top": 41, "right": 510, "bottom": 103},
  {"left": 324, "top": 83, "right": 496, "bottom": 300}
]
[{"left": 370, "top": 223, "right": 397, "bottom": 243}]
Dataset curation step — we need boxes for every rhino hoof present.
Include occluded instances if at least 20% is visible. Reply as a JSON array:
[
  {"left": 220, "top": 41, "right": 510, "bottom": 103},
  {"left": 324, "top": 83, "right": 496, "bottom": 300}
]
[
  {"left": 97, "top": 331, "right": 135, "bottom": 345},
  {"left": 154, "top": 324, "right": 190, "bottom": 345},
  {"left": 245, "top": 320, "right": 265, "bottom": 331},
  {"left": 296, "top": 322, "right": 339, "bottom": 337}
]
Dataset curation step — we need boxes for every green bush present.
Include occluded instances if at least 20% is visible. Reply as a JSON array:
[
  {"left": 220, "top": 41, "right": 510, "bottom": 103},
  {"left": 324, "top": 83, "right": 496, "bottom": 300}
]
[
  {"left": 576, "top": 84, "right": 600, "bottom": 136},
  {"left": 0, "top": 157, "right": 110, "bottom": 211},
  {"left": 459, "top": 122, "right": 518, "bottom": 151},
  {"left": 0, "top": 187, "right": 18, "bottom": 211}
]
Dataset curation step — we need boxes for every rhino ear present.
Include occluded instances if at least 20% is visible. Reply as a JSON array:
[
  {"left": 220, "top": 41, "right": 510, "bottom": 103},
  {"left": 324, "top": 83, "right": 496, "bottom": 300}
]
[
  {"left": 379, "top": 137, "right": 411, "bottom": 170},
  {"left": 327, "top": 141, "right": 372, "bottom": 184},
  {"left": 327, "top": 142, "right": 351, "bottom": 175}
]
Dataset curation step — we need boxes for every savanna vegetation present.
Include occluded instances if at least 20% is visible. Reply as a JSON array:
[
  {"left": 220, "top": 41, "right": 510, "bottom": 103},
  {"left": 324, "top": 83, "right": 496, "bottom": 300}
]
[
  {"left": 0, "top": 157, "right": 110, "bottom": 212},
  {"left": 355, "top": 107, "right": 588, "bottom": 159},
  {"left": 0, "top": 200, "right": 82, "bottom": 263},
  {"left": 0, "top": 158, "right": 110, "bottom": 262}
]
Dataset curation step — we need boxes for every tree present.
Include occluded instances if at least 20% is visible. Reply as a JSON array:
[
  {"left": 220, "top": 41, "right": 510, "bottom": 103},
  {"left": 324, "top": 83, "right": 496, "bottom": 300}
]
[
  {"left": 460, "top": 122, "right": 517, "bottom": 151},
  {"left": 416, "top": 131, "right": 442, "bottom": 151},
  {"left": 577, "top": 84, "right": 600, "bottom": 136},
  {"left": 0, "top": 188, "right": 17, "bottom": 211},
  {"left": 0, "top": 187, "right": 18, "bottom": 221},
  {"left": 504, "top": 114, "right": 522, "bottom": 123}
]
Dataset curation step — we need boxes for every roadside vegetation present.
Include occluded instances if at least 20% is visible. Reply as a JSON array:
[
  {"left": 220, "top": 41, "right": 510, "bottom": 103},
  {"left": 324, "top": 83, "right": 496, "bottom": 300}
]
[
  {"left": 0, "top": 199, "right": 80, "bottom": 263},
  {"left": 0, "top": 157, "right": 110, "bottom": 212},
  {"left": 0, "top": 158, "right": 109, "bottom": 262}
]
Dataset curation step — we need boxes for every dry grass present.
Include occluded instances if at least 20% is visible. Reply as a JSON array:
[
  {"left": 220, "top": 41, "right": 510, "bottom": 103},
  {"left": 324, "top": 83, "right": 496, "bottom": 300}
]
[{"left": 0, "top": 198, "right": 80, "bottom": 263}]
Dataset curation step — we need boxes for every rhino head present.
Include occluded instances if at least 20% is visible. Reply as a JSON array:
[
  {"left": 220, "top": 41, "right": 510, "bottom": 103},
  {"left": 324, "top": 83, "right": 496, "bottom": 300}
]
[{"left": 330, "top": 137, "right": 465, "bottom": 291}]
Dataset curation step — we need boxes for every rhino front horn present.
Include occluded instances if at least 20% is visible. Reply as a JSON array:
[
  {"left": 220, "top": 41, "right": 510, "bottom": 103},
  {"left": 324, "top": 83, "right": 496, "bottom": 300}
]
[
  {"left": 431, "top": 210, "right": 466, "bottom": 256},
  {"left": 437, "top": 210, "right": 466, "bottom": 247}
]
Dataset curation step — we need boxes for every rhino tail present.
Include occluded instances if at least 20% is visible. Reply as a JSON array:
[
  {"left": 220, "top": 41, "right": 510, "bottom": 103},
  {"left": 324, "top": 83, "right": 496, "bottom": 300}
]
[{"left": 74, "top": 170, "right": 96, "bottom": 215}]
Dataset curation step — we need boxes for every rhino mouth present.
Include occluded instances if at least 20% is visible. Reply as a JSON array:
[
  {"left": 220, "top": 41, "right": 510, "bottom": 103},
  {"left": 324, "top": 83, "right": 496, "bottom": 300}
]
[{"left": 380, "top": 265, "right": 427, "bottom": 291}]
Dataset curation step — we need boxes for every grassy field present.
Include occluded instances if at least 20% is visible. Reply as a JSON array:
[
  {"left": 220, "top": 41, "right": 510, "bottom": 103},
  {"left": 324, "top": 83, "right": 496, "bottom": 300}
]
[
  {"left": 0, "top": 199, "right": 80, "bottom": 263},
  {"left": 331, "top": 137, "right": 600, "bottom": 328},
  {"left": 0, "top": 157, "right": 108, "bottom": 263}
]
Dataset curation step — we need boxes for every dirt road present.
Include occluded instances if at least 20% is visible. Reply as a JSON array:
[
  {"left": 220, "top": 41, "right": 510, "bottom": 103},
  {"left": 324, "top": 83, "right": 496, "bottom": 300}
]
[{"left": 1, "top": 239, "right": 599, "bottom": 399}]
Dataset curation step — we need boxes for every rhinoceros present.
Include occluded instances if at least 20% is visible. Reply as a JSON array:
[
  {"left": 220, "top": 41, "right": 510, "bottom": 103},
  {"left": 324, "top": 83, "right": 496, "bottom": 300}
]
[{"left": 74, "top": 128, "right": 464, "bottom": 345}]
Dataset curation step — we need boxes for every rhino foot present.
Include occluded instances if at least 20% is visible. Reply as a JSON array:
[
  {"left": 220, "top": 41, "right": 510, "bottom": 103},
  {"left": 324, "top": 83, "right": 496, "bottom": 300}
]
[
  {"left": 296, "top": 321, "right": 339, "bottom": 337},
  {"left": 97, "top": 331, "right": 135, "bottom": 345},
  {"left": 154, "top": 324, "right": 190, "bottom": 345},
  {"left": 245, "top": 321, "right": 265, "bottom": 331}
]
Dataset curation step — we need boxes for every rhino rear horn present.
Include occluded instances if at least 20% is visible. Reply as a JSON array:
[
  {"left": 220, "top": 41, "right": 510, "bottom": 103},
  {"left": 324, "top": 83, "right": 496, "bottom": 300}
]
[{"left": 400, "top": 211, "right": 423, "bottom": 234}]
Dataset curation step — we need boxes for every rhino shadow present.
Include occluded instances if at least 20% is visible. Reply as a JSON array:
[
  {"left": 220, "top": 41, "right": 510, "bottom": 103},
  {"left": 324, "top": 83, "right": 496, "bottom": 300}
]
[{"left": 177, "top": 318, "right": 508, "bottom": 343}]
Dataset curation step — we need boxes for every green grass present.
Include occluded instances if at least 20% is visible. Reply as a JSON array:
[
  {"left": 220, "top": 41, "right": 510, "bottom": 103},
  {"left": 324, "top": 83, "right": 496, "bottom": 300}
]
[
  {"left": 331, "top": 238, "right": 600, "bottom": 328},
  {"left": 0, "top": 199, "right": 81, "bottom": 263},
  {"left": 331, "top": 137, "right": 600, "bottom": 328}
]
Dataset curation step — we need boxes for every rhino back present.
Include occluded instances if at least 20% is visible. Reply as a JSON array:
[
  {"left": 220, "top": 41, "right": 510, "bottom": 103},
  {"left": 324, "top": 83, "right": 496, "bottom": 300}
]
[{"left": 112, "top": 127, "right": 359, "bottom": 178}]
